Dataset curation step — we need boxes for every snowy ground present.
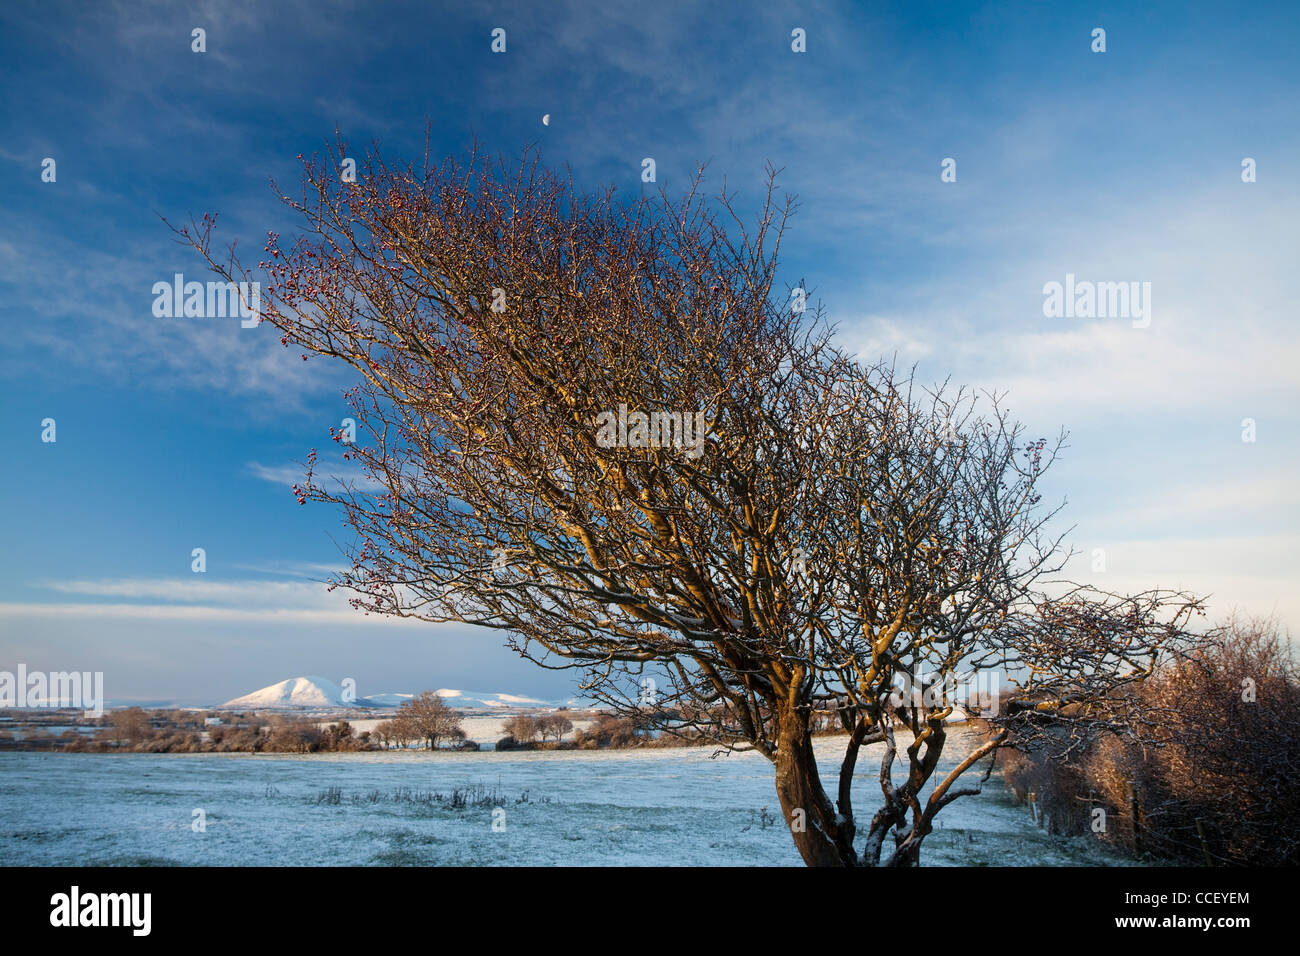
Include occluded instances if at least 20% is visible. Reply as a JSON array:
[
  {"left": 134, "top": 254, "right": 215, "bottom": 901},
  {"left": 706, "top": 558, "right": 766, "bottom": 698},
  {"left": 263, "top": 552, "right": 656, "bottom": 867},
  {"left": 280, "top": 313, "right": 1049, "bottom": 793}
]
[
  {"left": 331, "top": 715, "right": 596, "bottom": 744},
  {"left": 0, "top": 727, "right": 1132, "bottom": 866}
]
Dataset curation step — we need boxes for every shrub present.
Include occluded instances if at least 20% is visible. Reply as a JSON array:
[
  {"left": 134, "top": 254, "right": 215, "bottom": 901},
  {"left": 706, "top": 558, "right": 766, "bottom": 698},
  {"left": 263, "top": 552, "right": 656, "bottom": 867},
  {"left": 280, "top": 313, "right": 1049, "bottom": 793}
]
[{"left": 998, "top": 614, "right": 1300, "bottom": 864}]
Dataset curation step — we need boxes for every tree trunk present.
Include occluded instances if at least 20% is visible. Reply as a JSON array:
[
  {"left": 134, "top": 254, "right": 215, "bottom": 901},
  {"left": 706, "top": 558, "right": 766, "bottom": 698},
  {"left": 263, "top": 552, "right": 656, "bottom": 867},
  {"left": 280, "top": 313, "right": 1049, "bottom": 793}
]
[{"left": 773, "top": 706, "right": 858, "bottom": 867}]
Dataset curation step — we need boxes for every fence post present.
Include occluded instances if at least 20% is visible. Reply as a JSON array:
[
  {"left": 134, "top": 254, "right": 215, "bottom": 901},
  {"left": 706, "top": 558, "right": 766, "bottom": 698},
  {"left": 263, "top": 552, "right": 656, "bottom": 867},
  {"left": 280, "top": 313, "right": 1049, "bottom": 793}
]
[
  {"left": 1130, "top": 788, "right": 1142, "bottom": 854},
  {"left": 1195, "top": 818, "right": 1214, "bottom": 867}
]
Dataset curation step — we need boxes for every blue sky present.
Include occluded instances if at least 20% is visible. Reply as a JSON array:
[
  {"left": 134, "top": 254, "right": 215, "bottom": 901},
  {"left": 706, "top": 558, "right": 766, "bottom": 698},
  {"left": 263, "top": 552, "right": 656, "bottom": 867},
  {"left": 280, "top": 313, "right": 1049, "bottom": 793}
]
[{"left": 1, "top": 0, "right": 1296, "bottom": 705}]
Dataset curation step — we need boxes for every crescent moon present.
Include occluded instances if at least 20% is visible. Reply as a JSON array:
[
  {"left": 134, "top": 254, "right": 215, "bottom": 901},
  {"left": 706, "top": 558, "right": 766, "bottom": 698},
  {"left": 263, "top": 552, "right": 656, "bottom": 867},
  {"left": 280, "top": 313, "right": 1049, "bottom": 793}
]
[{"left": 542, "top": 113, "right": 550, "bottom": 126}]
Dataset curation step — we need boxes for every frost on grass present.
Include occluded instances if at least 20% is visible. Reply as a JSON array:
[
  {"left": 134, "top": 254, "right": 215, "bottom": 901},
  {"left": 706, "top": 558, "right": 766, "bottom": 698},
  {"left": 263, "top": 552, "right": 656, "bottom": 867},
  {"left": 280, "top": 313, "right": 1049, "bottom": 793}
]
[{"left": 0, "top": 728, "right": 1127, "bottom": 866}]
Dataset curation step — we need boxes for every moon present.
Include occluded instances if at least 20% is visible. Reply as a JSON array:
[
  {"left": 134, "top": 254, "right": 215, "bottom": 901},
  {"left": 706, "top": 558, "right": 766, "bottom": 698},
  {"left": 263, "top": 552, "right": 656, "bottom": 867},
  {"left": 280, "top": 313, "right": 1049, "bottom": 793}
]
[{"left": 542, "top": 113, "right": 550, "bottom": 126}]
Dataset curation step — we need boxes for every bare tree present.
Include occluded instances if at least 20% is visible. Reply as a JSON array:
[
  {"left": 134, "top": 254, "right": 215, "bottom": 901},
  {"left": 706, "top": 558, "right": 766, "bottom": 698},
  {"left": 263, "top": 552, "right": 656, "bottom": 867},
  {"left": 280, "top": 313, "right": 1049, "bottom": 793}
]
[
  {"left": 539, "top": 714, "right": 574, "bottom": 742},
  {"left": 176, "top": 142, "right": 1205, "bottom": 866},
  {"left": 502, "top": 715, "right": 539, "bottom": 744},
  {"left": 395, "top": 691, "right": 463, "bottom": 750},
  {"left": 110, "top": 707, "right": 152, "bottom": 747},
  {"left": 376, "top": 714, "right": 415, "bottom": 750}
]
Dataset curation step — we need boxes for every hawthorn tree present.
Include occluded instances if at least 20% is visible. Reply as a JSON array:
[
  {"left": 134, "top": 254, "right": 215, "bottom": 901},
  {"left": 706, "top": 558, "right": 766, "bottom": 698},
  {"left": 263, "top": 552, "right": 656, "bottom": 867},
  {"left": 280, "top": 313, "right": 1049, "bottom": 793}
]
[
  {"left": 399, "top": 691, "right": 463, "bottom": 750},
  {"left": 177, "top": 142, "right": 1205, "bottom": 866}
]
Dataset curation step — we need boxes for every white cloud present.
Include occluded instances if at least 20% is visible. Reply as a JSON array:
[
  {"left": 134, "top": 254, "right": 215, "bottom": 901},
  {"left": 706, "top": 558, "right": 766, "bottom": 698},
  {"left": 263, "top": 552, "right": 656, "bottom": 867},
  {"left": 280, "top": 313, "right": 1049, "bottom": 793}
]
[
  {"left": 1079, "top": 473, "right": 1297, "bottom": 532},
  {"left": 0, "top": 601, "right": 412, "bottom": 625},
  {"left": 836, "top": 173, "right": 1300, "bottom": 426},
  {"left": 246, "top": 460, "right": 381, "bottom": 490},
  {"left": 39, "top": 577, "right": 331, "bottom": 605},
  {"left": 5, "top": 575, "right": 459, "bottom": 630},
  {"left": 3, "top": 577, "right": 444, "bottom": 630},
  {"left": 1059, "top": 534, "right": 1298, "bottom": 630}
]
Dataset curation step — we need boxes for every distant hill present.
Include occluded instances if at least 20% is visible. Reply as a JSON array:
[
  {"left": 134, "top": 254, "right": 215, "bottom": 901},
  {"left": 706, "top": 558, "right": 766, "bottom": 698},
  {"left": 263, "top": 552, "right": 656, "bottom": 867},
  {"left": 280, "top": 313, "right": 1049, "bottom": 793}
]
[
  {"left": 429, "top": 689, "right": 558, "bottom": 710},
  {"left": 219, "top": 676, "right": 354, "bottom": 709},
  {"left": 217, "top": 677, "right": 578, "bottom": 711}
]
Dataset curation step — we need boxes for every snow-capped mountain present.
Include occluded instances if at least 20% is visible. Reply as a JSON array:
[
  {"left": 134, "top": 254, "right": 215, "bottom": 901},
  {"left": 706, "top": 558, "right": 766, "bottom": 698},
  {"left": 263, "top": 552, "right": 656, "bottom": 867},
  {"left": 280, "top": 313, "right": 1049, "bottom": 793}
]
[
  {"left": 431, "top": 689, "right": 556, "bottom": 710},
  {"left": 217, "top": 677, "right": 581, "bottom": 711},
  {"left": 219, "top": 676, "right": 355, "bottom": 709},
  {"left": 361, "top": 688, "right": 570, "bottom": 710}
]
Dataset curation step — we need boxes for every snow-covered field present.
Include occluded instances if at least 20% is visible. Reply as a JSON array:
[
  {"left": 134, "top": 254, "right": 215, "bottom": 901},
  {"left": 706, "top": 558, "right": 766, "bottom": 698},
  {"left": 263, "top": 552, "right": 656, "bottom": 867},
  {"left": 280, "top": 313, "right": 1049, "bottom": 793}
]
[
  {"left": 0, "top": 727, "right": 1130, "bottom": 866},
  {"left": 333, "top": 715, "right": 596, "bottom": 743}
]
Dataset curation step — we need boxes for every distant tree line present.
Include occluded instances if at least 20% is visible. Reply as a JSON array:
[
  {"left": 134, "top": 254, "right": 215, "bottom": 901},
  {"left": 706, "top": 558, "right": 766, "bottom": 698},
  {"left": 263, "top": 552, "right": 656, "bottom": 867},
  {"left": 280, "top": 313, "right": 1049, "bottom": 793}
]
[
  {"left": 0, "top": 690, "right": 737, "bottom": 754},
  {"left": 498, "top": 714, "right": 573, "bottom": 746},
  {"left": 0, "top": 709, "right": 374, "bottom": 754}
]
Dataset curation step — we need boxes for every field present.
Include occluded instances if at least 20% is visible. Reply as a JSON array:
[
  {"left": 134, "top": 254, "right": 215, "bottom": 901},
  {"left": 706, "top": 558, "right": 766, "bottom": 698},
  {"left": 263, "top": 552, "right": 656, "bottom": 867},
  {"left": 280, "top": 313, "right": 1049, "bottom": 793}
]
[{"left": 0, "top": 726, "right": 1128, "bottom": 866}]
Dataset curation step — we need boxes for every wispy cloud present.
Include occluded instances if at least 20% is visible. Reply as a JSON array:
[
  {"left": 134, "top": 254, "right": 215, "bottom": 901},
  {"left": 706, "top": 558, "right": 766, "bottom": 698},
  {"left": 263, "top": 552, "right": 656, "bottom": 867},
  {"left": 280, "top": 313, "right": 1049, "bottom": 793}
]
[
  {"left": 1059, "top": 534, "right": 1298, "bottom": 629},
  {"left": 0, "top": 601, "right": 426, "bottom": 626},
  {"left": 39, "top": 577, "right": 330, "bottom": 604},
  {"left": 5, "top": 574, "right": 433, "bottom": 628},
  {"left": 246, "top": 460, "right": 381, "bottom": 490}
]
